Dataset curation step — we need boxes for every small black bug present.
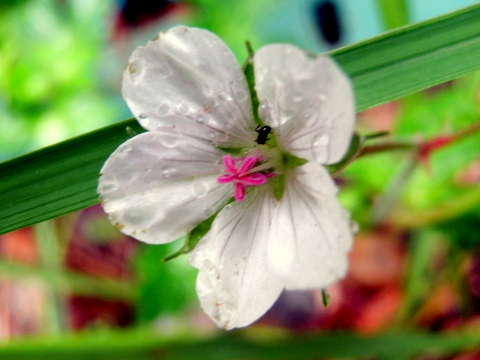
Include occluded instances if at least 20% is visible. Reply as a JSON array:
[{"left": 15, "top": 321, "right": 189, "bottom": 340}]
[{"left": 255, "top": 125, "right": 272, "bottom": 145}]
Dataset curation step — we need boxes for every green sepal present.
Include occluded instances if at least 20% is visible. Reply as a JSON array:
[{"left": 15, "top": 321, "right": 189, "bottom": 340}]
[
  {"left": 364, "top": 131, "right": 390, "bottom": 140},
  {"left": 273, "top": 174, "right": 285, "bottom": 201},
  {"left": 162, "top": 216, "right": 215, "bottom": 262},
  {"left": 242, "top": 41, "right": 261, "bottom": 126},
  {"left": 325, "top": 132, "right": 363, "bottom": 176},
  {"left": 282, "top": 152, "right": 308, "bottom": 168},
  {"left": 216, "top": 147, "right": 245, "bottom": 156},
  {"left": 162, "top": 199, "right": 234, "bottom": 262},
  {"left": 321, "top": 289, "right": 331, "bottom": 307}
]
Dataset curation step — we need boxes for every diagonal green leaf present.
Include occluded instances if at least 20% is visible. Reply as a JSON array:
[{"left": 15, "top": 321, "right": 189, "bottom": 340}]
[
  {"left": 332, "top": 3, "right": 480, "bottom": 113},
  {"left": 0, "top": 119, "right": 144, "bottom": 234},
  {"left": 2, "top": 4, "right": 480, "bottom": 235}
]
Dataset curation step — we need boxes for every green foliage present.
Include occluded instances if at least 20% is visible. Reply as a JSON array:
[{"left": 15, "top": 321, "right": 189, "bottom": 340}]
[
  {"left": 134, "top": 241, "right": 196, "bottom": 323},
  {"left": 437, "top": 209, "right": 480, "bottom": 250},
  {"left": 0, "top": 0, "right": 120, "bottom": 158},
  {"left": 1, "top": 329, "right": 480, "bottom": 360}
]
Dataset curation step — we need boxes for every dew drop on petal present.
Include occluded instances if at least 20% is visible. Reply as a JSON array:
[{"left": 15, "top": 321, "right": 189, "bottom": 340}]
[
  {"left": 100, "top": 183, "right": 118, "bottom": 193},
  {"left": 192, "top": 182, "right": 209, "bottom": 197},
  {"left": 203, "top": 206, "right": 216, "bottom": 218},
  {"left": 138, "top": 113, "right": 150, "bottom": 127},
  {"left": 311, "top": 134, "right": 330, "bottom": 163},
  {"left": 204, "top": 84, "right": 213, "bottom": 95},
  {"left": 160, "top": 134, "right": 179, "bottom": 148},
  {"left": 127, "top": 60, "right": 145, "bottom": 84},
  {"left": 196, "top": 114, "right": 207, "bottom": 124},
  {"left": 157, "top": 104, "right": 170, "bottom": 116},
  {"left": 156, "top": 62, "right": 172, "bottom": 77},
  {"left": 178, "top": 103, "right": 190, "bottom": 115},
  {"left": 160, "top": 166, "right": 177, "bottom": 178},
  {"left": 235, "top": 90, "right": 247, "bottom": 101}
]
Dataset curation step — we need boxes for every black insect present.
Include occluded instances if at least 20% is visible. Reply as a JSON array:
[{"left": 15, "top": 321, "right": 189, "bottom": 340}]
[{"left": 255, "top": 125, "right": 272, "bottom": 145}]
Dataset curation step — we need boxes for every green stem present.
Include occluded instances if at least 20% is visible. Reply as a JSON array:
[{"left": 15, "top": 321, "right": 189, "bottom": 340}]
[{"left": 392, "top": 187, "right": 480, "bottom": 228}]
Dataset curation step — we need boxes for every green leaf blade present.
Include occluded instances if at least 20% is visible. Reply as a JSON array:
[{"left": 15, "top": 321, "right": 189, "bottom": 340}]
[{"left": 0, "top": 119, "right": 144, "bottom": 234}]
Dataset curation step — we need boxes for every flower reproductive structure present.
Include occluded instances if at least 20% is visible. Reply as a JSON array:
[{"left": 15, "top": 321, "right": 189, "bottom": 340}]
[{"left": 98, "top": 26, "right": 356, "bottom": 329}]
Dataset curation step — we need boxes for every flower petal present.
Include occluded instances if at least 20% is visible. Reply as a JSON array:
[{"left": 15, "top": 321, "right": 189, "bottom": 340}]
[
  {"left": 98, "top": 130, "right": 231, "bottom": 244},
  {"left": 254, "top": 45, "right": 355, "bottom": 164},
  {"left": 267, "top": 162, "right": 353, "bottom": 289},
  {"left": 123, "top": 26, "right": 255, "bottom": 147},
  {"left": 190, "top": 187, "right": 283, "bottom": 329}
]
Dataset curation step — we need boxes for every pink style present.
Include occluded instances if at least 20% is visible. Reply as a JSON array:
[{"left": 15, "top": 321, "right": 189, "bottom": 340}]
[{"left": 217, "top": 155, "right": 268, "bottom": 201}]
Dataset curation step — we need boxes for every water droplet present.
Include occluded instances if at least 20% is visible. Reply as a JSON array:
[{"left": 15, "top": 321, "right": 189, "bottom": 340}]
[
  {"left": 196, "top": 114, "right": 207, "bottom": 124},
  {"left": 235, "top": 90, "right": 247, "bottom": 101},
  {"left": 158, "top": 104, "right": 170, "bottom": 116},
  {"left": 157, "top": 62, "right": 171, "bottom": 77},
  {"left": 193, "top": 182, "right": 209, "bottom": 197},
  {"left": 204, "top": 84, "right": 213, "bottom": 95},
  {"left": 127, "top": 60, "right": 145, "bottom": 84},
  {"left": 204, "top": 207, "right": 216, "bottom": 218},
  {"left": 100, "top": 183, "right": 118, "bottom": 193},
  {"left": 117, "top": 145, "right": 131, "bottom": 155},
  {"left": 138, "top": 113, "right": 150, "bottom": 127},
  {"left": 160, "top": 167, "right": 177, "bottom": 178},
  {"left": 159, "top": 133, "right": 178, "bottom": 148},
  {"left": 311, "top": 135, "right": 330, "bottom": 163},
  {"left": 318, "top": 93, "right": 327, "bottom": 101},
  {"left": 203, "top": 259, "right": 214, "bottom": 269},
  {"left": 178, "top": 103, "right": 190, "bottom": 115}
]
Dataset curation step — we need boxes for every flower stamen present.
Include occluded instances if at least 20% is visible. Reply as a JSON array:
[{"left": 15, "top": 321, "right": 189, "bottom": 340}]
[{"left": 217, "top": 155, "right": 268, "bottom": 201}]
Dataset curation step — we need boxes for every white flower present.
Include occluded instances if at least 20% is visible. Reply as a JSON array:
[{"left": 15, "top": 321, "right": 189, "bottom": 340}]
[{"left": 98, "top": 26, "right": 355, "bottom": 329}]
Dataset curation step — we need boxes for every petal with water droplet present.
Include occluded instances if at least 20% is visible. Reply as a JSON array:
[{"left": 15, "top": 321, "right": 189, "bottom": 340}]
[
  {"left": 190, "top": 187, "right": 283, "bottom": 329},
  {"left": 267, "top": 162, "right": 353, "bottom": 289},
  {"left": 254, "top": 45, "right": 355, "bottom": 164},
  {"left": 122, "top": 26, "right": 255, "bottom": 148},
  {"left": 98, "top": 130, "right": 231, "bottom": 244}
]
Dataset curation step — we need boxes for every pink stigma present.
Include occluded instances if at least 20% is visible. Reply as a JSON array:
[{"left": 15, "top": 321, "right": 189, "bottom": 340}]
[{"left": 217, "top": 155, "right": 267, "bottom": 201}]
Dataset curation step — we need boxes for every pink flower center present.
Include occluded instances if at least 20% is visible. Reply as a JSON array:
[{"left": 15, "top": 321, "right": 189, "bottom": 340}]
[{"left": 217, "top": 155, "right": 268, "bottom": 201}]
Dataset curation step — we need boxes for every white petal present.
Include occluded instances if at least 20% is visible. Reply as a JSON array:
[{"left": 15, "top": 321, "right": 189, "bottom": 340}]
[
  {"left": 98, "top": 130, "right": 231, "bottom": 244},
  {"left": 190, "top": 187, "right": 283, "bottom": 329},
  {"left": 254, "top": 45, "right": 355, "bottom": 164},
  {"left": 267, "top": 162, "right": 353, "bottom": 289},
  {"left": 123, "top": 26, "right": 255, "bottom": 147}
]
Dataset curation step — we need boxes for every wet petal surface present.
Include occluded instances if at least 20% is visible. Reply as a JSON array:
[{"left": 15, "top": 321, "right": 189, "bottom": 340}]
[
  {"left": 190, "top": 187, "right": 283, "bottom": 329},
  {"left": 123, "top": 26, "right": 255, "bottom": 147},
  {"left": 98, "top": 130, "right": 231, "bottom": 244},
  {"left": 254, "top": 45, "right": 355, "bottom": 164},
  {"left": 267, "top": 162, "right": 353, "bottom": 289}
]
